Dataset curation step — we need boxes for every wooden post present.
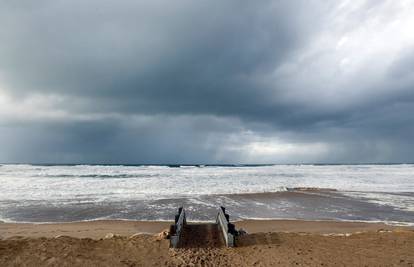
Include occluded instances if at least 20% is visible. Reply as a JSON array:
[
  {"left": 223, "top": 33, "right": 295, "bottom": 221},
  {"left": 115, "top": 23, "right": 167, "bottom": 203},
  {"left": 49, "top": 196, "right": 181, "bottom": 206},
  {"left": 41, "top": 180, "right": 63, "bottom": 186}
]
[
  {"left": 170, "top": 207, "right": 186, "bottom": 248},
  {"left": 216, "top": 206, "right": 235, "bottom": 247}
]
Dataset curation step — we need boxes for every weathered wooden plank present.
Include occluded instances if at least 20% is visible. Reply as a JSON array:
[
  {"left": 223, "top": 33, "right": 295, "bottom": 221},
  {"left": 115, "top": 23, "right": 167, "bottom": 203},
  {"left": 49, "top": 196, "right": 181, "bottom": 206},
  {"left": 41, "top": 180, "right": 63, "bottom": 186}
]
[
  {"left": 170, "top": 207, "right": 186, "bottom": 248},
  {"left": 216, "top": 206, "right": 235, "bottom": 247}
]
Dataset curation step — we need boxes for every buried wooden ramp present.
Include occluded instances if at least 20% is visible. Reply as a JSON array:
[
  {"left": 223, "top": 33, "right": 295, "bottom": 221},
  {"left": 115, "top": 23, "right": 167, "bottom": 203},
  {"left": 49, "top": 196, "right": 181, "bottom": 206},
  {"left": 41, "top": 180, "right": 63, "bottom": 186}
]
[
  {"left": 169, "top": 207, "right": 237, "bottom": 248},
  {"left": 178, "top": 223, "right": 225, "bottom": 248}
]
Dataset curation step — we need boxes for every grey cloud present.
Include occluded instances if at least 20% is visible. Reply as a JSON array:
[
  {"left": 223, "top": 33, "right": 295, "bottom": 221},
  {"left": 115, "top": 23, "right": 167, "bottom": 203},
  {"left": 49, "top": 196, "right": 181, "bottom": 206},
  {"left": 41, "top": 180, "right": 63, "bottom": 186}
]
[
  {"left": 0, "top": 1, "right": 324, "bottom": 115},
  {"left": 0, "top": 115, "right": 247, "bottom": 164},
  {"left": 0, "top": 0, "right": 413, "bottom": 164}
]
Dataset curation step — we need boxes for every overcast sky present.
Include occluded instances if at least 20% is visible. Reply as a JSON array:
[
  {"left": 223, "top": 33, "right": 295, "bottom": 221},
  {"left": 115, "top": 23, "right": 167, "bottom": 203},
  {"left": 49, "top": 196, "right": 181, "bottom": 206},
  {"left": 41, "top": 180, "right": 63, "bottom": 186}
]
[{"left": 0, "top": 0, "right": 414, "bottom": 164}]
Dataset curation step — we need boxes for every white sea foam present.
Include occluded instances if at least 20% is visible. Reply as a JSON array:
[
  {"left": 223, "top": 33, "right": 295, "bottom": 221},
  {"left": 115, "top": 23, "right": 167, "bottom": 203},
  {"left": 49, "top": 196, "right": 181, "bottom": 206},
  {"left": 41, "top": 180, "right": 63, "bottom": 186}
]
[{"left": 0, "top": 164, "right": 413, "bottom": 211}]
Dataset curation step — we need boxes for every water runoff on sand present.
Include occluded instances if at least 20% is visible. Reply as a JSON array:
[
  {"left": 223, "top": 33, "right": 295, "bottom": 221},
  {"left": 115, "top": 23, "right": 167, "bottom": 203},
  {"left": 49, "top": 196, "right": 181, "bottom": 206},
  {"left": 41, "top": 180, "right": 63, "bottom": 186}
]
[{"left": 0, "top": 164, "right": 413, "bottom": 225}]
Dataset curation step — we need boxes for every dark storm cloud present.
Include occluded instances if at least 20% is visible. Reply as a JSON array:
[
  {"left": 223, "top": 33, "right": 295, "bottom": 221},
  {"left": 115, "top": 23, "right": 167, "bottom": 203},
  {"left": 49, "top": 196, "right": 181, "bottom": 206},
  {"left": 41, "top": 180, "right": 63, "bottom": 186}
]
[
  {"left": 0, "top": 0, "right": 413, "bottom": 163},
  {"left": 0, "top": 115, "right": 247, "bottom": 164},
  {"left": 0, "top": 1, "right": 329, "bottom": 118}
]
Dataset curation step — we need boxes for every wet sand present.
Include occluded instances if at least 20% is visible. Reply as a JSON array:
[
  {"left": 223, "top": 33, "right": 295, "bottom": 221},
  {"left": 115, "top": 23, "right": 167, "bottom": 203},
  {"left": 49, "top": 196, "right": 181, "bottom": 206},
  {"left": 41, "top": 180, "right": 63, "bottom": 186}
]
[
  {"left": 3, "top": 190, "right": 414, "bottom": 224},
  {"left": 1, "top": 220, "right": 414, "bottom": 266}
]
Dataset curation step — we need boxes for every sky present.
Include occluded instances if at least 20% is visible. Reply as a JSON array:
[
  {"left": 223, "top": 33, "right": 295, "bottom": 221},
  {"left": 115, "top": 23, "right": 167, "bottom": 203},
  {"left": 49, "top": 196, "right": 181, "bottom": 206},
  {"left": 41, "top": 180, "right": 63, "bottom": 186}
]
[{"left": 0, "top": 0, "right": 414, "bottom": 164}]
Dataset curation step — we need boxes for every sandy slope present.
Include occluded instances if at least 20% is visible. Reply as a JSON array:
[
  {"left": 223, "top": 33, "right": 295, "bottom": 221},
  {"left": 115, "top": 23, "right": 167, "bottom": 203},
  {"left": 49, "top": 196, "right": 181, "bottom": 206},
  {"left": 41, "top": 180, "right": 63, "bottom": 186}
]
[{"left": 1, "top": 220, "right": 414, "bottom": 266}]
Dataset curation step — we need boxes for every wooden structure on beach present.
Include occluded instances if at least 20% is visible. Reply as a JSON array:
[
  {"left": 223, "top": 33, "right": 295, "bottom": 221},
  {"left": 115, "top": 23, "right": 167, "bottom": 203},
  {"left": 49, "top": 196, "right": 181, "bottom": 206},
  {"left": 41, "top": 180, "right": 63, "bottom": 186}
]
[{"left": 169, "top": 207, "right": 238, "bottom": 248}]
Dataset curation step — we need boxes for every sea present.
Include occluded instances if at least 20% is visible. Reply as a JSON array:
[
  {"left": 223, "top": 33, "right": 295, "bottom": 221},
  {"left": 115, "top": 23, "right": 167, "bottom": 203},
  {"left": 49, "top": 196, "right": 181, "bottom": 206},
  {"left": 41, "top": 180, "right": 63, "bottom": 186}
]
[{"left": 0, "top": 164, "right": 413, "bottom": 225}]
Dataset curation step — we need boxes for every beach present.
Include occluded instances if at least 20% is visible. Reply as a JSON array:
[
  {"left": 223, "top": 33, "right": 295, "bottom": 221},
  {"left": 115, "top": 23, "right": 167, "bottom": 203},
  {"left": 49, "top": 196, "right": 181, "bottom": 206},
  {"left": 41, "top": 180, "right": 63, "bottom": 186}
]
[
  {"left": 2, "top": 0, "right": 414, "bottom": 264},
  {"left": 1, "top": 219, "right": 413, "bottom": 266},
  {"left": 1, "top": 164, "right": 413, "bottom": 266}
]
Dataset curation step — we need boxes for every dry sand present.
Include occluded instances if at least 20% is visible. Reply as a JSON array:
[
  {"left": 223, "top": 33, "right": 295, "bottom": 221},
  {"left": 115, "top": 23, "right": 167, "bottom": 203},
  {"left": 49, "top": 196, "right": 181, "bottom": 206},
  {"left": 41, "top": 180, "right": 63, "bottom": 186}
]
[
  {"left": 0, "top": 220, "right": 171, "bottom": 239},
  {"left": 1, "top": 220, "right": 413, "bottom": 266}
]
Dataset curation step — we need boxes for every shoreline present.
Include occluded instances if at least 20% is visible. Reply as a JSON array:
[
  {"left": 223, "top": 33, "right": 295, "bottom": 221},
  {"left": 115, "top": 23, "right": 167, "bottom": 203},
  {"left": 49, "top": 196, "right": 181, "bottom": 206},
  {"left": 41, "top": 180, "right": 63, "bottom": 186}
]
[
  {"left": 1, "top": 219, "right": 413, "bottom": 240},
  {"left": 3, "top": 190, "right": 412, "bottom": 224}
]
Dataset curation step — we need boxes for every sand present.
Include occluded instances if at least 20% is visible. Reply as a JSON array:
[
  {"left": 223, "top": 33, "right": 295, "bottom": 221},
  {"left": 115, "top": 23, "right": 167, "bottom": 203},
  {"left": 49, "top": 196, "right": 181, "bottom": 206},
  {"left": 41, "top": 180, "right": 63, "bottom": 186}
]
[
  {"left": 0, "top": 220, "right": 171, "bottom": 239},
  {"left": 1, "top": 220, "right": 414, "bottom": 266}
]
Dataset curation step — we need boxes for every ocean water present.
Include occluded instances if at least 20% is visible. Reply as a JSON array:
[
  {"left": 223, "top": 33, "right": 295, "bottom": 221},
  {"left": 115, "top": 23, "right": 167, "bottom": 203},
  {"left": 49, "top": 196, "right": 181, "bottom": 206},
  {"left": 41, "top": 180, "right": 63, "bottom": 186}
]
[{"left": 0, "top": 164, "right": 413, "bottom": 224}]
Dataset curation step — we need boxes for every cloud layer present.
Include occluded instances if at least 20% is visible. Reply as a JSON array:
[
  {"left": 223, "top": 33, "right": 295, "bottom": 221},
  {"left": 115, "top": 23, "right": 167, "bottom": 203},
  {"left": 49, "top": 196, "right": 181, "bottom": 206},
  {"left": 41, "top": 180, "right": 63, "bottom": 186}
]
[{"left": 1, "top": 0, "right": 414, "bottom": 164}]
